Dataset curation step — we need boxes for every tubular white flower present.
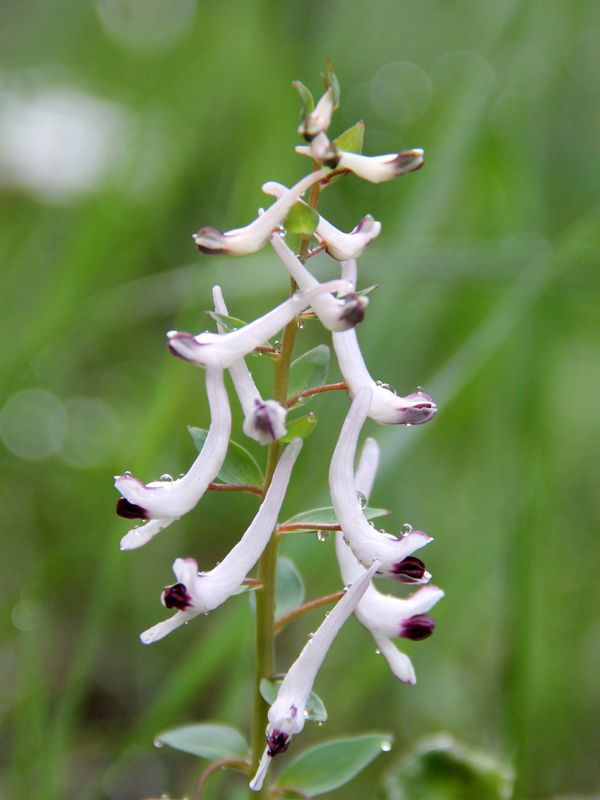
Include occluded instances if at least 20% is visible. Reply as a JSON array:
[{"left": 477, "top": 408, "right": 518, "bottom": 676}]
[
  {"left": 296, "top": 140, "right": 424, "bottom": 183},
  {"left": 249, "top": 561, "right": 378, "bottom": 792},
  {"left": 167, "top": 280, "right": 347, "bottom": 370},
  {"left": 298, "top": 87, "right": 334, "bottom": 140},
  {"left": 333, "top": 437, "right": 442, "bottom": 684},
  {"left": 262, "top": 180, "right": 381, "bottom": 260},
  {"left": 269, "top": 233, "right": 367, "bottom": 331},
  {"left": 193, "top": 169, "right": 327, "bottom": 255},
  {"left": 141, "top": 439, "right": 303, "bottom": 644},
  {"left": 331, "top": 260, "right": 437, "bottom": 425},
  {"left": 330, "top": 388, "right": 434, "bottom": 578},
  {"left": 116, "top": 368, "right": 230, "bottom": 550},
  {"left": 212, "top": 285, "right": 287, "bottom": 445}
]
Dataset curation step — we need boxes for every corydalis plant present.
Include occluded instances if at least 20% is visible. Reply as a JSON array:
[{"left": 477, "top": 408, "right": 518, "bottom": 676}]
[{"left": 115, "top": 64, "right": 442, "bottom": 799}]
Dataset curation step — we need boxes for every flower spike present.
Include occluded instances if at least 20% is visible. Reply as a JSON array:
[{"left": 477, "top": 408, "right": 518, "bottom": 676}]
[
  {"left": 298, "top": 87, "right": 334, "bottom": 140},
  {"left": 270, "top": 233, "right": 368, "bottom": 331},
  {"left": 331, "top": 260, "right": 437, "bottom": 425},
  {"left": 263, "top": 179, "right": 381, "bottom": 260},
  {"left": 212, "top": 286, "right": 287, "bottom": 445},
  {"left": 296, "top": 138, "right": 424, "bottom": 183},
  {"left": 193, "top": 169, "right": 327, "bottom": 255},
  {"left": 167, "top": 279, "right": 348, "bottom": 370},
  {"left": 249, "top": 560, "right": 378, "bottom": 792},
  {"left": 329, "top": 387, "right": 433, "bottom": 577},
  {"left": 116, "top": 367, "right": 230, "bottom": 550},
  {"left": 141, "top": 439, "right": 303, "bottom": 644}
]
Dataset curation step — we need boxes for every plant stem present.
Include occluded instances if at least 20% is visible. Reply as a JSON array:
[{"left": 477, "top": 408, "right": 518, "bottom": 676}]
[
  {"left": 249, "top": 170, "right": 322, "bottom": 797},
  {"left": 287, "top": 381, "right": 348, "bottom": 409}
]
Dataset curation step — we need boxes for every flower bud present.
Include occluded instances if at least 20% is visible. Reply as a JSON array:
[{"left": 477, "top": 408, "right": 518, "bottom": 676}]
[
  {"left": 243, "top": 399, "right": 287, "bottom": 445},
  {"left": 400, "top": 614, "right": 436, "bottom": 640}
]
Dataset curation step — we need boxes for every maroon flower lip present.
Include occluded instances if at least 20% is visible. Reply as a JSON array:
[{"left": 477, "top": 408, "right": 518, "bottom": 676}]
[
  {"left": 116, "top": 498, "right": 148, "bottom": 520},
  {"left": 401, "top": 614, "right": 436, "bottom": 641},
  {"left": 267, "top": 729, "right": 291, "bottom": 757},
  {"left": 392, "top": 556, "right": 427, "bottom": 583},
  {"left": 162, "top": 582, "right": 193, "bottom": 611}
]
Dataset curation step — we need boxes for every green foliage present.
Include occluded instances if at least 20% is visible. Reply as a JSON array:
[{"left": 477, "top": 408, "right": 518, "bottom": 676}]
[
  {"left": 284, "top": 202, "right": 319, "bottom": 235},
  {"left": 274, "top": 556, "right": 305, "bottom": 618},
  {"left": 189, "top": 428, "right": 263, "bottom": 486},
  {"left": 280, "top": 413, "right": 318, "bottom": 442},
  {"left": 292, "top": 80, "right": 315, "bottom": 116},
  {"left": 321, "top": 58, "right": 341, "bottom": 108},
  {"left": 384, "top": 735, "right": 514, "bottom": 800},
  {"left": 155, "top": 723, "right": 248, "bottom": 760},
  {"left": 206, "top": 311, "right": 247, "bottom": 332},
  {"left": 288, "top": 345, "right": 330, "bottom": 398},
  {"left": 282, "top": 505, "right": 390, "bottom": 531},
  {"left": 260, "top": 679, "right": 327, "bottom": 723},
  {"left": 333, "top": 120, "right": 365, "bottom": 155},
  {"left": 276, "top": 733, "right": 392, "bottom": 796}
]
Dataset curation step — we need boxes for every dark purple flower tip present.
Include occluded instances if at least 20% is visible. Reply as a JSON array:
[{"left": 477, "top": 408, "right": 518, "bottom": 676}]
[
  {"left": 398, "top": 391, "right": 437, "bottom": 425},
  {"left": 192, "top": 226, "right": 228, "bottom": 255},
  {"left": 339, "top": 293, "right": 368, "bottom": 327},
  {"left": 116, "top": 498, "right": 148, "bottom": 520},
  {"left": 401, "top": 613, "right": 436, "bottom": 641},
  {"left": 253, "top": 400, "right": 276, "bottom": 439},
  {"left": 162, "top": 582, "right": 193, "bottom": 611},
  {"left": 267, "top": 729, "right": 291, "bottom": 757},
  {"left": 391, "top": 149, "right": 424, "bottom": 175},
  {"left": 392, "top": 556, "right": 427, "bottom": 583},
  {"left": 166, "top": 331, "right": 199, "bottom": 360}
]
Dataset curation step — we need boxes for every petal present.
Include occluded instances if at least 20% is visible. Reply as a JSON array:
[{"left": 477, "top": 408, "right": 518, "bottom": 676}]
[
  {"left": 242, "top": 398, "right": 287, "bottom": 445},
  {"left": 329, "top": 388, "right": 432, "bottom": 575},
  {"left": 371, "top": 632, "right": 416, "bottom": 684},
  {"left": 140, "top": 607, "right": 199, "bottom": 644},
  {"left": 298, "top": 87, "right": 334, "bottom": 139},
  {"left": 270, "top": 233, "right": 364, "bottom": 331},
  {"left": 337, "top": 149, "right": 424, "bottom": 183},
  {"left": 193, "top": 169, "right": 327, "bottom": 255},
  {"left": 353, "top": 436, "right": 380, "bottom": 502},
  {"left": 115, "top": 368, "right": 230, "bottom": 541},
  {"left": 167, "top": 280, "right": 348, "bottom": 368}
]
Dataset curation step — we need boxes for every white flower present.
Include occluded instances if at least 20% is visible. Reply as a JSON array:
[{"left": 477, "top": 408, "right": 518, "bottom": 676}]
[
  {"left": 329, "top": 387, "right": 434, "bottom": 577},
  {"left": 193, "top": 169, "right": 327, "bottom": 255},
  {"left": 212, "top": 285, "right": 287, "bottom": 445},
  {"left": 296, "top": 139, "right": 424, "bottom": 183},
  {"left": 249, "top": 560, "right": 378, "bottom": 792},
  {"left": 331, "top": 259, "right": 437, "bottom": 425},
  {"left": 141, "top": 439, "right": 303, "bottom": 644},
  {"left": 116, "top": 368, "right": 230, "bottom": 550},
  {"left": 334, "top": 436, "right": 442, "bottom": 684},
  {"left": 270, "top": 232, "right": 367, "bottom": 331},
  {"left": 298, "top": 88, "right": 334, "bottom": 140},
  {"left": 167, "top": 280, "right": 347, "bottom": 370},
  {"left": 262, "top": 179, "right": 381, "bottom": 261}
]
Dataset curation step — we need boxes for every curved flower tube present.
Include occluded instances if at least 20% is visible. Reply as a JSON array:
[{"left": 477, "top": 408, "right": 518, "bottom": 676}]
[
  {"left": 167, "top": 280, "right": 348, "bottom": 370},
  {"left": 329, "top": 387, "right": 433, "bottom": 577},
  {"left": 116, "top": 367, "right": 230, "bottom": 551},
  {"left": 270, "top": 233, "right": 367, "bottom": 331},
  {"left": 249, "top": 560, "right": 378, "bottom": 792},
  {"left": 212, "top": 286, "right": 287, "bottom": 445},
  {"left": 331, "top": 259, "right": 436, "bottom": 425},
  {"left": 296, "top": 137, "right": 424, "bottom": 183},
  {"left": 262, "top": 180, "right": 381, "bottom": 261},
  {"left": 298, "top": 87, "right": 334, "bottom": 140},
  {"left": 141, "top": 439, "right": 303, "bottom": 644},
  {"left": 193, "top": 169, "right": 327, "bottom": 255}
]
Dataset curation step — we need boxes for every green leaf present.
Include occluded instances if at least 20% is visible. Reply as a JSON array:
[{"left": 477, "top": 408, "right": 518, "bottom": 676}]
[
  {"left": 333, "top": 120, "right": 365, "bottom": 155},
  {"left": 260, "top": 679, "right": 327, "bottom": 723},
  {"left": 282, "top": 505, "right": 390, "bottom": 531},
  {"left": 357, "top": 283, "right": 379, "bottom": 297},
  {"left": 280, "top": 413, "right": 317, "bottom": 442},
  {"left": 188, "top": 428, "right": 263, "bottom": 486},
  {"left": 292, "top": 80, "right": 314, "bottom": 116},
  {"left": 206, "top": 311, "right": 247, "bottom": 332},
  {"left": 288, "top": 345, "right": 330, "bottom": 398},
  {"left": 384, "top": 735, "right": 514, "bottom": 800},
  {"left": 284, "top": 202, "right": 319, "bottom": 236},
  {"left": 321, "top": 58, "right": 340, "bottom": 108},
  {"left": 277, "top": 733, "right": 392, "bottom": 796},
  {"left": 155, "top": 723, "right": 249, "bottom": 760},
  {"left": 275, "top": 556, "right": 305, "bottom": 618}
]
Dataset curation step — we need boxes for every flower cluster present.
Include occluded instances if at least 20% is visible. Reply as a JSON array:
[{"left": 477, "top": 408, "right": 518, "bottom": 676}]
[{"left": 114, "top": 69, "right": 443, "bottom": 796}]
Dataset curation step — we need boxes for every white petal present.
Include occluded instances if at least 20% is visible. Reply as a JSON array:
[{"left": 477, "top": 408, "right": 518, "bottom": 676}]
[
  {"left": 340, "top": 259, "right": 357, "bottom": 291},
  {"left": 332, "top": 328, "right": 437, "bottom": 425},
  {"left": 337, "top": 149, "right": 424, "bottom": 183},
  {"left": 115, "top": 369, "right": 230, "bottom": 534},
  {"left": 270, "top": 233, "right": 366, "bottom": 331},
  {"left": 120, "top": 517, "right": 172, "bottom": 551},
  {"left": 263, "top": 181, "right": 381, "bottom": 260},
  {"left": 193, "top": 170, "right": 327, "bottom": 255},
  {"left": 249, "top": 748, "right": 271, "bottom": 792},
  {"left": 168, "top": 280, "right": 348, "bottom": 369},
  {"left": 140, "top": 608, "right": 198, "bottom": 645},
  {"left": 329, "top": 387, "right": 432, "bottom": 575},
  {"left": 371, "top": 632, "right": 416, "bottom": 684},
  {"left": 354, "top": 437, "right": 380, "bottom": 502},
  {"left": 298, "top": 88, "right": 334, "bottom": 138}
]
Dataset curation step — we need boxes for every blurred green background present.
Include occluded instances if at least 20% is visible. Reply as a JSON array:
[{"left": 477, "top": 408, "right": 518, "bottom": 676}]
[{"left": 1, "top": 0, "right": 599, "bottom": 798}]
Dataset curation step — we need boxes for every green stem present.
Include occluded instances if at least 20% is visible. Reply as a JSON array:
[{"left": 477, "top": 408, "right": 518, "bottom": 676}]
[{"left": 249, "top": 170, "right": 322, "bottom": 797}]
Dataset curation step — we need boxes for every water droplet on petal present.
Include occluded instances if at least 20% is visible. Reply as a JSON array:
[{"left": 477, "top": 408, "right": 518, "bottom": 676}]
[
  {"left": 402, "top": 523, "right": 413, "bottom": 535},
  {"left": 356, "top": 491, "right": 367, "bottom": 508},
  {"left": 375, "top": 649, "right": 381, "bottom": 655},
  {"left": 154, "top": 738, "right": 164, "bottom": 748},
  {"left": 308, "top": 632, "right": 315, "bottom": 639},
  {"left": 297, "top": 320, "right": 305, "bottom": 330},
  {"left": 160, "top": 473, "right": 173, "bottom": 482},
  {"left": 316, "top": 720, "right": 326, "bottom": 727},
  {"left": 315, "top": 530, "right": 330, "bottom": 543},
  {"left": 123, "top": 470, "right": 132, "bottom": 477},
  {"left": 380, "top": 740, "right": 392, "bottom": 752}
]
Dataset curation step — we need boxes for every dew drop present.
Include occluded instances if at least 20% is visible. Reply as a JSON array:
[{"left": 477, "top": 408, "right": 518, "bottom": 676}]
[
  {"left": 315, "top": 530, "right": 330, "bottom": 543},
  {"left": 375, "top": 649, "right": 381, "bottom": 655},
  {"left": 380, "top": 740, "right": 392, "bottom": 752},
  {"left": 356, "top": 491, "right": 367, "bottom": 508},
  {"left": 123, "top": 470, "right": 132, "bottom": 477},
  {"left": 160, "top": 473, "right": 173, "bottom": 482},
  {"left": 304, "top": 710, "right": 309, "bottom": 718},
  {"left": 307, "top": 632, "right": 315, "bottom": 639},
  {"left": 297, "top": 320, "right": 305, "bottom": 330},
  {"left": 154, "top": 738, "right": 164, "bottom": 748},
  {"left": 402, "top": 523, "right": 413, "bottom": 535},
  {"left": 273, "top": 340, "right": 281, "bottom": 348},
  {"left": 316, "top": 720, "right": 326, "bottom": 727}
]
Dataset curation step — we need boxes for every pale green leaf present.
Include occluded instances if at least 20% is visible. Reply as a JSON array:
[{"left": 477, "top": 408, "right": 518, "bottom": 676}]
[
  {"left": 292, "top": 80, "right": 314, "bottom": 116},
  {"left": 280, "top": 413, "right": 317, "bottom": 442},
  {"left": 288, "top": 345, "right": 330, "bottom": 398},
  {"left": 156, "top": 723, "right": 248, "bottom": 760},
  {"left": 275, "top": 556, "right": 305, "bottom": 618},
  {"left": 284, "top": 202, "right": 319, "bottom": 235},
  {"left": 282, "top": 505, "right": 390, "bottom": 531},
  {"left": 333, "top": 120, "right": 365, "bottom": 155},
  {"left": 206, "top": 311, "right": 247, "bottom": 332},
  {"left": 188, "top": 428, "right": 263, "bottom": 486}
]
